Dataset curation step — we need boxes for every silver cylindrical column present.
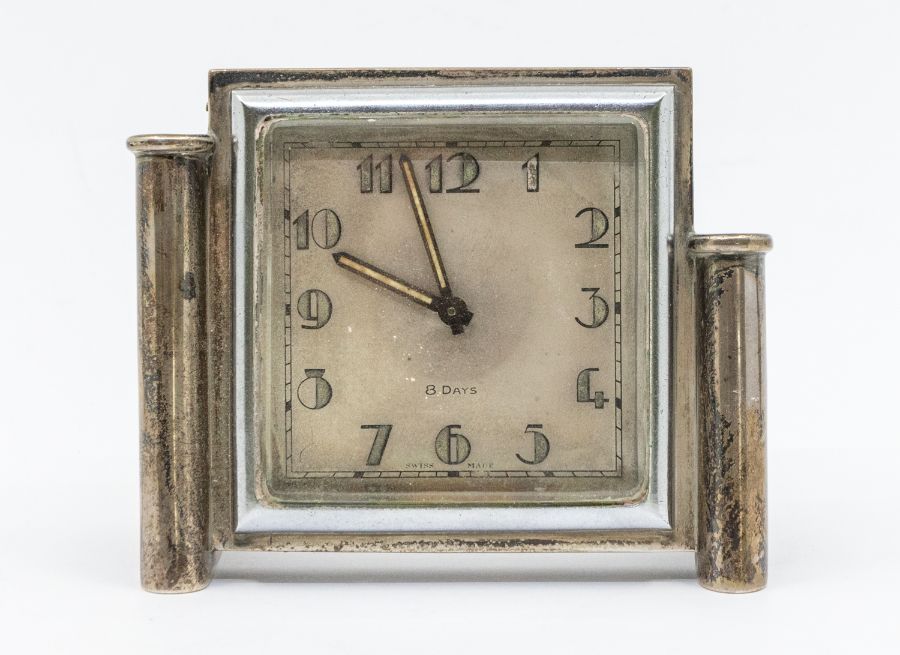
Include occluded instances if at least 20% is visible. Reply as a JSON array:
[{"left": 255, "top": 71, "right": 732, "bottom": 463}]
[
  {"left": 690, "top": 233, "right": 772, "bottom": 593},
  {"left": 128, "top": 135, "right": 215, "bottom": 593}
]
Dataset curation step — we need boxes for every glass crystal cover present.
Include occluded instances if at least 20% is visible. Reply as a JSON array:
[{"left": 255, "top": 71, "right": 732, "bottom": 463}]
[{"left": 257, "top": 117, "right": 648, "bottom": 506}]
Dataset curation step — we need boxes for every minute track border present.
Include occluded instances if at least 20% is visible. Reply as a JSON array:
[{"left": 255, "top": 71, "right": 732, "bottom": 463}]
[{"left": 282, "top": 140, "right": 623, "bottom": 480}]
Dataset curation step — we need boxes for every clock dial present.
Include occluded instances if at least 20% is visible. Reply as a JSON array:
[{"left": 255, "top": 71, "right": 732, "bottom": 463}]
[{"left": 261, "top": 119, "right": 644, "bottom": 505}]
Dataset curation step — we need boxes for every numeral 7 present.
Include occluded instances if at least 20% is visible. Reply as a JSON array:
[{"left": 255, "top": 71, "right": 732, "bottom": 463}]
[{"left": 362, "top": 424, "right": 393, "bottom": 465}]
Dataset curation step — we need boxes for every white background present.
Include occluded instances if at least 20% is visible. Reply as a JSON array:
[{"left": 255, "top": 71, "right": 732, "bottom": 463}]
[{"left": 1, "top": 1, "right": 898, "bottom": 652}]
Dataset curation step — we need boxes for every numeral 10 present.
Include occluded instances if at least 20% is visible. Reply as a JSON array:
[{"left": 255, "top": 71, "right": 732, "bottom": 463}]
[{"left": 293, "top": 208, "right": 342, "bottom": 250}]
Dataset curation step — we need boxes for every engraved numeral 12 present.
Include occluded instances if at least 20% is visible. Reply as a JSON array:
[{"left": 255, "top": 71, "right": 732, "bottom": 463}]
[{"left": 423, "top": 152, "right": 480, "bottom": 193}]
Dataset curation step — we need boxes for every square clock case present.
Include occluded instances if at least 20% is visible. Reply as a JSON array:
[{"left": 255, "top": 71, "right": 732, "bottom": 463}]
[{"left": 128, "top": 69, "right": 771, "bottom": 593}]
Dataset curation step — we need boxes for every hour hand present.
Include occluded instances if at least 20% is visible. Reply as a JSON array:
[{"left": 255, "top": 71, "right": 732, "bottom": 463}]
[
  {"left": 333, "top": 252, "right": 436, "bottom": 308},
  {"left": 333, "top": 252, "right": 473, "bottom": 334},
  {"left": 399, "top": 155, "right": 453, "bottom": 297}
]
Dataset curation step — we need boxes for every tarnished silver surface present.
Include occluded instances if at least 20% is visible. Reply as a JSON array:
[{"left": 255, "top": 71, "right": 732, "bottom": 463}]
[
  {"left": 128, "top": 134, "right": 215, "bottom": 592},
  {"left": 691, "top": 234, "right": 771, "bottom": 593},
  {"left": 231, "top": 85, "right": 674, "bottom": 534}
]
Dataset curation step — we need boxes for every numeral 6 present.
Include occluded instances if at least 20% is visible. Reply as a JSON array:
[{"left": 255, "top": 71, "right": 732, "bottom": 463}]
[{"left": 434, "top": 424, "right": 471, "bottom": 465}]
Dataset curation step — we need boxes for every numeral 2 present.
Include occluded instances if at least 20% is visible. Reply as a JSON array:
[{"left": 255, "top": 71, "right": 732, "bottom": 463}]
[{"left": 574, "top": 207, "right": 609, "bottom": 248}]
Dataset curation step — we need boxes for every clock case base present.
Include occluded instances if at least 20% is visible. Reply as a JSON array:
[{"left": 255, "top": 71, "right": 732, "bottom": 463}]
[{"left": 128, "top": 69, "right": 770, "bottom": 593}]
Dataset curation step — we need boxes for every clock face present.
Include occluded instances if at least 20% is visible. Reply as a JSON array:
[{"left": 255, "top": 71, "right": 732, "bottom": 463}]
[{"left": 258, "top": 118, "right": 646, "bottom": 506}]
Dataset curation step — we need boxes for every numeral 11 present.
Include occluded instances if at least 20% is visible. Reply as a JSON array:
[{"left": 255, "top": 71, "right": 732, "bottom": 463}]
[{"left": 358, "top": 154, "right": 392, "bottom": 193}]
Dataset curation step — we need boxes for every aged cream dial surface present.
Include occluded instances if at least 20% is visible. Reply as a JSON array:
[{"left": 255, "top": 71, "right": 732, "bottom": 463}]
[{"left": 261, "top": 119, "right": 644, "bottom": 506}]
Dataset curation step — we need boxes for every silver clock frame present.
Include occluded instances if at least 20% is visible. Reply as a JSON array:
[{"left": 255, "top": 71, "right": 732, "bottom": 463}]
[{"left": 232, "top": 85, "right": 674, "bottom": 533}]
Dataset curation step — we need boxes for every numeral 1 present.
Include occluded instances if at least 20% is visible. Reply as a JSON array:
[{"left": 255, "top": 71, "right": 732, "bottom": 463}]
[
  {"left": 522, "top": 153, "right": 539, "bottom": 192},
  {"left": 293, "top": 209, "right": 310, "bottom": 250}
]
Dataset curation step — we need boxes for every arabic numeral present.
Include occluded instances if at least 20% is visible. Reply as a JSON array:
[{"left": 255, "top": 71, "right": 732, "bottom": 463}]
[
  {"left": 293, "top": 209, "right": 341, "bottom": 250},
  {"left": 576, "top": 368, "right": 609, "bottom": 409},
  {"left": 362, "top": 424, "right": 393, "bottom": 466},
  {"left": 358, "top": 154, "right": 392, "bottom": 193},
  {"left": 522, "top": 153, "right": 539, "bottom": 192},
  {"left": 574, "top": 207, "right": 609, "bottom": 248},
  {"left": 419, "top": 152, "right": 480, "bottom": 193},
  {"left": 297, "top": 369, "right": 333, "bottom": 410},
  {"left": 575, "top": 288, "right": 609, "bottom": 328},
  {"left": 435, "top": 424, "right": 471, "bottom": 465},
  {"left": 516, "top": 423, "right": 550, "bottom": 464},
  {"left": 426, "top": 154, "right": 443, "bottom": 193},
  {"left": 446, "top": 152, "right": 480, "bottom": 193},
  {"left": 296, "top": 289, "right": 333, "bottom": 329},
  {"left": 292, "top": 209, "right": 310, "bottom": 250}
]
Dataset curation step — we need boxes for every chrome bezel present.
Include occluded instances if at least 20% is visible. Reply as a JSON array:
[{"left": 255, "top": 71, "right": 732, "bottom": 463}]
[{"left": 231, "top": 84, "right": 674, "bottom": 534}]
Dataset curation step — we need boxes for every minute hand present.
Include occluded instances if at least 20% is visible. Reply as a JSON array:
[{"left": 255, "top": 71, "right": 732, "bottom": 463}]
[{"left": 399, "top": 155, "right": 453, "bottom": 296}]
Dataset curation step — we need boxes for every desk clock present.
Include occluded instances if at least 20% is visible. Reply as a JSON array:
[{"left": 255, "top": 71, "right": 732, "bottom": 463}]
[{"left": 128, "top": 68, "right": 771, "bottom": 593}]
